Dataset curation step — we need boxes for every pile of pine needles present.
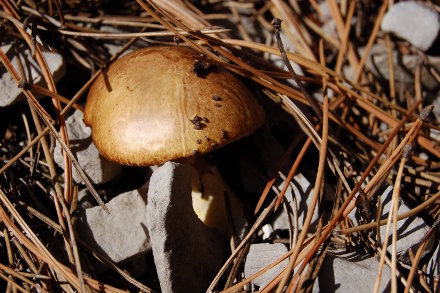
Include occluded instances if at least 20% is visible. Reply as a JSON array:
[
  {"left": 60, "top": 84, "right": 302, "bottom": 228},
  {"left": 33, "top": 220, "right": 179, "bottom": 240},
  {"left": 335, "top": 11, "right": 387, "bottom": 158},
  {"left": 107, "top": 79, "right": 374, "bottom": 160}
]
[{"left": 0, "top": 0, "right": 439, "bottom": 292}]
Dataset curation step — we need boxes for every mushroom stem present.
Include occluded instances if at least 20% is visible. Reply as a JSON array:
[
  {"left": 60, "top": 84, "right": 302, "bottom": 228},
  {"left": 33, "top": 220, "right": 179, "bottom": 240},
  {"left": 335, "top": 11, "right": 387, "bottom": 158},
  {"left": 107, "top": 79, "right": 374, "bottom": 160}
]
[{"left": 189, "top": 157, "right": 245, "bottom": 238}]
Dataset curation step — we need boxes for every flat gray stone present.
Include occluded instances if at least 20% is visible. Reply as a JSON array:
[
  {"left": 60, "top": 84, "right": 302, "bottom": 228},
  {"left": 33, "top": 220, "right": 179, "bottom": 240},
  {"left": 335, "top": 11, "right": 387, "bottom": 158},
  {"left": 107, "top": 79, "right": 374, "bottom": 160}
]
[
  {"left": 349, "top": 185, "right": 430, "bottom": 264},
  {"left": 244, "top": 243, "right": 289, "bottom": 289},
  {"left": 271, "top": 171, "right": 335, "bottom": 234},
  {"left": 272, "top": 173, "right": 318, "bottom": 232},
  {"left": 0, "top": 44, "right": 65, "bottom": 107},
  {"left": 313, "top": 254, "right": 391, "bottom": 292},
  {"left": 54, "top": 109, "right": 122, "bottom": 185},
  {"left": 147, "top": 162, "right": 228, "bottom": 293},
  {"left": 77, "top": 186, "right": 151, "bottom": 264},
  {"left": 360, "top": 44, "right": 440, "bottom": 90},
  {"left": 381, "top": 1, "right": 439, "bottom": 51}
]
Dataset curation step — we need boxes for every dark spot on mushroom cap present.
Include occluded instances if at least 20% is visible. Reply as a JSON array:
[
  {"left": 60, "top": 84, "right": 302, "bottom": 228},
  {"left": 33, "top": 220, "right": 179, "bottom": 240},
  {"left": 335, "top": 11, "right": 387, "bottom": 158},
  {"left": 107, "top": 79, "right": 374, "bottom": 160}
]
[
  {"left": 191, "top": 115, "right": 202, "bottom": 123},
  {"left": 221, "top": 129, "right": 229, "bottom": 139},
  {"left": 192, "top": 59, "right": 210, "bottom": 78},
  {"left": 212, "top": 95, "right": 222, "bottom": 101},
  {"left": 190, "top": 115, "right": 206, "bottom": 130}
]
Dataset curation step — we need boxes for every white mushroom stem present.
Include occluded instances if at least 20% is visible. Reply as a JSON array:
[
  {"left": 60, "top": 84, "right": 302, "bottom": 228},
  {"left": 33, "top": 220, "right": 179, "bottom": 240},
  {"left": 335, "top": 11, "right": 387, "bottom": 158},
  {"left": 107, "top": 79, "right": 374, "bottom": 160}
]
[{"left": 189, "top": 157, "right": 245, "bottom": 239}]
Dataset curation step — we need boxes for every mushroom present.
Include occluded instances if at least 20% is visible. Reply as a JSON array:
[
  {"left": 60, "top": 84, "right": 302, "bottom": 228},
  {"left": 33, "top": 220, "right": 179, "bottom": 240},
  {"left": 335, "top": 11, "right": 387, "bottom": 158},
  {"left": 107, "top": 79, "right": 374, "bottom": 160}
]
[
  {"left": 83, "top": 46, "right": 265, "bottom": 234},
  {"left": 84, "top": 46, "right": 265, "bottom": 166}
]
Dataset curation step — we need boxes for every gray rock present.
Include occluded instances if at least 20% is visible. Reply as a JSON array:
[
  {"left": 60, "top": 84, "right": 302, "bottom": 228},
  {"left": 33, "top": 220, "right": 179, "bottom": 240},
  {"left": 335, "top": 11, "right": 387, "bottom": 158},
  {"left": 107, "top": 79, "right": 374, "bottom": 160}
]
[
  {"left": 348, "top": 185, "right": 430, "bottom": 263},
  {"left": 147, "top": 162, "right": 228, "bottom": 293},
  {"left": 54, "top": 109, "right": 122, "bottom": 185},
  {"left": 244, "top": 243, "right": 289, "bottom": 290},
  {"left": 360, "top": 44, "right": 440, "bottom": 90},
  {"left": 272, "top": 173, "right": 318, "bottom": 232},
  {"left": 313, "top": 254, "right": 391, "bottom": 292},
  {"left": 381, "top": 1, "right": 439, "bottom": 51},
  {"left": 77, "top": 186, "right": 151, "bottom": 264},
  {"left": 0, "top": 44, "right": 65, "bottom": 107},
  {"left": 271, "top": 170, "right": 336, "bottom": 233}
]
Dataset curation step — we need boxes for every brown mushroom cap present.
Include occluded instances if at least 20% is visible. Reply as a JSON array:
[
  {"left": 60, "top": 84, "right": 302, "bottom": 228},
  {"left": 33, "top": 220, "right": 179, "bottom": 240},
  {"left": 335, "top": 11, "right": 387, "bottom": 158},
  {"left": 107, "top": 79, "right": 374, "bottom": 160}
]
[{"left": 84, "top": 46, "right": 265, "bottom": 166}]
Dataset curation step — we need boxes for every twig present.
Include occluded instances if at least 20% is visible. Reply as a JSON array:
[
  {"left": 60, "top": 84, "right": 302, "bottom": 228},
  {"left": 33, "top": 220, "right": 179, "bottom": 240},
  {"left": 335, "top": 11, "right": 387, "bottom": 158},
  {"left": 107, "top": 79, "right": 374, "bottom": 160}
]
[
  {"left": 276, "top": 64, "right": 329, "bottom": 292},
  {"left": 56, "top": 27, "right": 229, "bottom": 39},
  {"left": 0, "top": 263, "right": 48, "bottom": 293},
  {"left": 374, "top": 144, "right": 410, "bottom": 293},
  {"left": 272, "top": 18, "right": 322, "bottom": 120},
  {"left": 390, "top": 146, "right": 412, "bottom": 292}
]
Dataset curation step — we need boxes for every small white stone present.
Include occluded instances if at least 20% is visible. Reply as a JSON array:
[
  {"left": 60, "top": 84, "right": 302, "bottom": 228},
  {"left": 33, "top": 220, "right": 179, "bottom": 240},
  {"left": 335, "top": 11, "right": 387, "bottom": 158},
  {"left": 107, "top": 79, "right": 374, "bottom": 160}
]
[
  {"left": 261, "top": 224, "right": 274, "bottom": 240},
  {"left": 318, "top": 2, "right": 332, "bottom": 20},
  {"left": 244, "top": 243, "right": 289, "bottom": 289},
  {"left": 381, "top": 2, "right": 440, "bottom": 51}
]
